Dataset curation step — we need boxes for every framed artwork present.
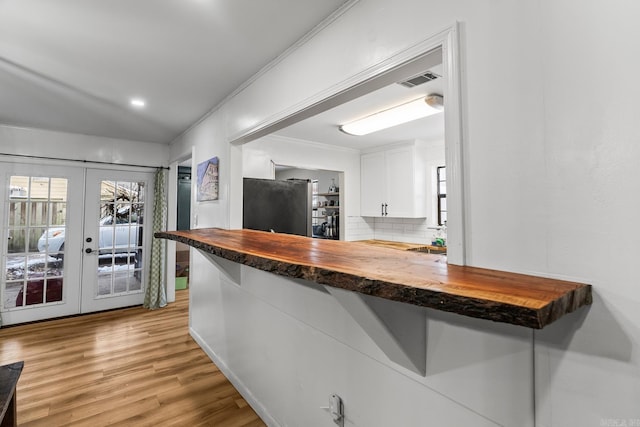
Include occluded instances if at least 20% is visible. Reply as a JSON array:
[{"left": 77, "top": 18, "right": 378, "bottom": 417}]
[{"left": 196, "top": 156, "right": 219, "bottom": 201}]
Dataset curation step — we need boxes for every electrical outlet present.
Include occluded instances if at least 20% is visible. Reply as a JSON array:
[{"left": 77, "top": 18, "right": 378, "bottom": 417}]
[
  {"left": 321, "top": 393, "right": 344, "bottom": 426},
  {"left": 329, "top": 394, "right": 344, "bottom": 426}
]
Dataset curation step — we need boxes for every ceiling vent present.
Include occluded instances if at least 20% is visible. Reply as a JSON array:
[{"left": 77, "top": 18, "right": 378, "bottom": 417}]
[{"left": 398, "top": 71, "right": 440, "bottom": 88}]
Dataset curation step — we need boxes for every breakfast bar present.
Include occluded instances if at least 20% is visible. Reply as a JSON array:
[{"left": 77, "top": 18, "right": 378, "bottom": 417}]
[{"left": 156, "top": 228, "right": 591, "bottom": 329}]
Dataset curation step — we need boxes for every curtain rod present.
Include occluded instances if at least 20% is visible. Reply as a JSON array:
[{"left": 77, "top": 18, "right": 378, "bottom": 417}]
[{"left": 0, "top": 152, "right": 170, "bottom": 170}]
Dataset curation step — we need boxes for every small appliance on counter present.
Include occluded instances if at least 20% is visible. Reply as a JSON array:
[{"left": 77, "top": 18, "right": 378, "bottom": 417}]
[
  {"left": 325, "top": 214, "right": 337, "bottom": 238},
  {"left": 313, "top": 213, "right": 339, "bottom": 239}
]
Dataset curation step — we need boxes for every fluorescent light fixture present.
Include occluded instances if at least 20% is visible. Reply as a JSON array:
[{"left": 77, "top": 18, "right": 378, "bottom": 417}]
[
  {"left": 339, "top": 94, "right": 443, "bottom": 136},
  {"left": 130, "top": 98, "right": 146, "bottom": 108}
]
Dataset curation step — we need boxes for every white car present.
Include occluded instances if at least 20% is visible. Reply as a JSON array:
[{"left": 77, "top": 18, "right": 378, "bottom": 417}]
[{"left": 38, "top": 214, "right": 140, "bottom": 256}]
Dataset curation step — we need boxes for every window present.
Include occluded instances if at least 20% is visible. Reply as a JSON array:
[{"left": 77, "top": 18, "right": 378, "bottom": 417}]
[
  {"left": 4, "top": 175, "right": 68, "bottom": 308},
  {"left": 437, "top": 166, "right": 446, "bottom": 226},
  {"left": 98, "top": 180, "right": 145, "bottom": 296}
]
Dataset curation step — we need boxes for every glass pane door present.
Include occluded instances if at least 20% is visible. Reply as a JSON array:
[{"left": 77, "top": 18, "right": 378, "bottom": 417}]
[
  {"left": 97, "top": 179, "right": 145, "bottom": 297},
  {"left": 1, "top": 164, "right": 83, "bottom": 325},
  {"left": 81, "top": 170, "right": 153, "bottom": 313}
]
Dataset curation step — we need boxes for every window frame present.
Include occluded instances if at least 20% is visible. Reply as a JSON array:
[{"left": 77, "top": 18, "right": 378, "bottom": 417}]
[{"left": 436, "top": 166, "right": 446, "bottom": 226}]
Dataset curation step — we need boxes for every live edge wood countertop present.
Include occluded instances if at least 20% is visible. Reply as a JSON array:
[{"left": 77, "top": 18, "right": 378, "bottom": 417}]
[{"left": 155, "top": 228, "right": 592, "bottom": 329}]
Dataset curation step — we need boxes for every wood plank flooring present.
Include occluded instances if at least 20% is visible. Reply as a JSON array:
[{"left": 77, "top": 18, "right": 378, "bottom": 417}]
[{"left": 0, "top": 290, "right": 266, "bottom": 427}]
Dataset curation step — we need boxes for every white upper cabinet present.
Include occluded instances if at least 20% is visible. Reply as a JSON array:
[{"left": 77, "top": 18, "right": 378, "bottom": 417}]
[
  {"left": 361, "top": 142, "right": 427, "bottom": 218},
  {"left": 360, "top": 151, "right": 387, "bottom": 216}
]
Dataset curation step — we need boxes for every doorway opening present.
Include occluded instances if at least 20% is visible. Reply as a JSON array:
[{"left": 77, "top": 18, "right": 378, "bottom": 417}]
[
  {"left": 274, "top": 165, "right": 344, "bottom": 240},
  {"left": 231, "top": 24, "right": 464, "bottom": 264},
  {"left": 175, "top": 165, "right": 192, "bottom": 290}
]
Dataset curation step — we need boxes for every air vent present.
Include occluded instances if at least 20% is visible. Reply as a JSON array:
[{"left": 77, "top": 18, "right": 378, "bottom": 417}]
[{"left": 398, "top": 71, "right": 440, "bottom": 88}]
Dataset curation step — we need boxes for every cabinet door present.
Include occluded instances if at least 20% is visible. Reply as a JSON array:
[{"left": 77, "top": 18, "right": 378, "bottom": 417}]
[
  {"left": 385, "top": 146, "right": 416, "bottom": 217},
  {"left": 361, "top": 151, "right": 386, "bottom": 216}
]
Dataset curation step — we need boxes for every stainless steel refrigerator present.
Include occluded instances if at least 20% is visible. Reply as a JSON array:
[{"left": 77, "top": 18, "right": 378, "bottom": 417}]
[{"left": 242, "top": 177, "right": 312, "bottom": 237}]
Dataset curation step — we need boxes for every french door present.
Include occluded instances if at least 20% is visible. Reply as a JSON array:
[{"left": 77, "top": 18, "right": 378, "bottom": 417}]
[
  {"left": 1, "top": 163, "right": 83, "bottom": 324},
  {"left": 81, "top": 169, "right": 153, "bottom": 312},
  {"left": 1, "top": 163, "right": 154, "bottom": 325}
]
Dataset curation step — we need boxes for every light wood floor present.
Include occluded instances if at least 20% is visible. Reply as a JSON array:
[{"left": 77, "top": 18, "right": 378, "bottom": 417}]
[{"left": 0, "top": 290, "right": 267, "bottom": 427}]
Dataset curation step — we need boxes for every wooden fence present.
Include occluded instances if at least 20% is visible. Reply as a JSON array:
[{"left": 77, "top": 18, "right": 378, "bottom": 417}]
[{"left": 7, "top": 200, "right": 66, "bottom": 253}]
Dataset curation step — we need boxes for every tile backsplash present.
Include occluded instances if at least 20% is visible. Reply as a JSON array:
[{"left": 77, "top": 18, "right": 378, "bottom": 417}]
[{"left": 346, "top": 216, "right": 444, "bottom": 244}]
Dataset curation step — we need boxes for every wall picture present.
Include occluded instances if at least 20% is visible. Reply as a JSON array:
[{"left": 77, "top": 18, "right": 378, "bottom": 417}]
[{"left": 196, "top": 156, "right": 219, "bottom": 201}]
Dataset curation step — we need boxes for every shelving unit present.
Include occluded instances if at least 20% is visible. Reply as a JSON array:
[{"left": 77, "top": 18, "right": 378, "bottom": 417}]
[{"left": 313, "top": 192, "right": 340, "bottom": 239}]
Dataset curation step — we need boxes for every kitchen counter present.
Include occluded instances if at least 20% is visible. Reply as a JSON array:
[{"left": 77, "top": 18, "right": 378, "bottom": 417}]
[
  {"left": 357, "top": 239, "right": 447, "bottom": 254},
  {"left": 155, "top": 228, "right": 591, "bottom": 329}
]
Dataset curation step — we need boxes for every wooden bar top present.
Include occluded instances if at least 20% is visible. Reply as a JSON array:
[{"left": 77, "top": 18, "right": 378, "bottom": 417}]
[
  {"left": 356, "top": 239, "right": 447, "bottom": 254},
  {"left": 355, "top": 239, "right": 431, "bottom": 251},
  {"left": 156, "top": 228, "right": 591, "bottom": 329}
]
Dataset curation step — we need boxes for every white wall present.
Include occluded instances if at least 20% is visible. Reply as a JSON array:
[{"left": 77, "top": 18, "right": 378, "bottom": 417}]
[
  {"left": 170, "top": 0, "right": 640, "bottom": 425},
  {"left": 170, "top": 112, "right": 229, "bottom": 230},
  {"left": 533, "top": 2, "right": 640, "bottom": 425},
  {"left": 191, "top": 255, "right": 533, "bottom": 427},
  {"left": 275, "top": 168, "right": 338, "bottom": 200},
  {"left": 0, "top": 124, "right": 169, "bottom": 167}
]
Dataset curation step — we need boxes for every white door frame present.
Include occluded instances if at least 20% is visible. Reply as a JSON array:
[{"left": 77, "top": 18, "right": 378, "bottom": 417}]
[{"left": 166, "top": 148, "right": 194, "bottom": 304}]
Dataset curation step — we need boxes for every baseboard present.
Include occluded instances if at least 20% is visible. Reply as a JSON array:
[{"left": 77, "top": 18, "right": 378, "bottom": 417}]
[{"left": 189, "top": 327, "right": 280, "bottom": 427}]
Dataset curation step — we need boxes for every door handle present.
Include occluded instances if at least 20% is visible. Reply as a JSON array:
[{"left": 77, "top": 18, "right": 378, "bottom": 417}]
[
  {"left": 381, "top": 203, "right": 384, "bottom": 216},
  {"left": 384, "top": 203, "right": 388, "bottom": 216},
  {"left": 85, "top": 248, "right": 93, "bottom": 254}
]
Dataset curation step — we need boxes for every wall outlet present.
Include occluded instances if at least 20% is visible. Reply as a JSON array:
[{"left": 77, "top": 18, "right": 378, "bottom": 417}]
[
  {"left": 329, "top": 394, "right": 344, "bottom": 426},
  {"left": 321, "top": 393, "right": 344, "bottom": 426}
]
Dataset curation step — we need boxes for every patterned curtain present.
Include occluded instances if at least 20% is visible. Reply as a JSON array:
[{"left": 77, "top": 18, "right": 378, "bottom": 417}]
[{"left": 144, "top": 168, "right": 168, "bottom": 310}]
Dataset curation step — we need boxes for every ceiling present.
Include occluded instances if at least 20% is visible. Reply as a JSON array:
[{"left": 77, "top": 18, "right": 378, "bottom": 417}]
[
  {"left": 0, "top": 0, "right": 349, "bottom": 144},
  {"left": 273, "top": 64, "right": 445, "bottom": 151}
]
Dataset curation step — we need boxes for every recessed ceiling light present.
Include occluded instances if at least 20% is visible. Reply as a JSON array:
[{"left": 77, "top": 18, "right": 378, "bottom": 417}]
[{"left": 130, "top": 98, "right": 146, "bottom": 108}]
